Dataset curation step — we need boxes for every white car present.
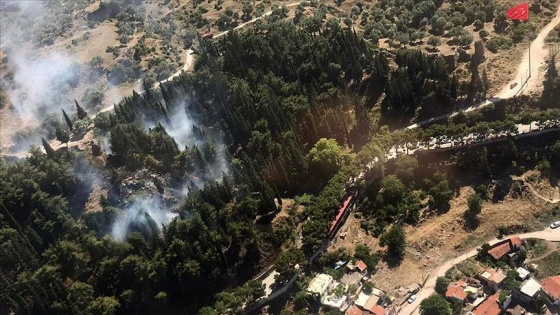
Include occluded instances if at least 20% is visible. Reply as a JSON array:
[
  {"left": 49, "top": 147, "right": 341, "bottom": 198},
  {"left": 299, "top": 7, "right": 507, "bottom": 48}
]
[
  {"left": 407, "top": 294, "right": 417, "bottom": 303},
  {"left": 550, "top": 221, "right": 560, "bottom": 229}
]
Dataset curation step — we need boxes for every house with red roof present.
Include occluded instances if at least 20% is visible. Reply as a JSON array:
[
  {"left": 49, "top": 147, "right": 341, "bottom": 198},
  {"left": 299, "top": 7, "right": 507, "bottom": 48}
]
[
  {"left": 347, "top": 259, "right": 368, "bottom": 275},
  {"left": 541, "top": 275, "right": 560, "bottom": 305},
  {"left": 346, "top": 305, "right": 365, "bottom": 315},
  {"left": 471, "top": 293, "right": 501, "bottom": 315},
  {"left": 487, "top": 237, "right": 522, "bottom": 260},
  {"left": 446, "top": 284, "right": 468, "bottom": 301}
]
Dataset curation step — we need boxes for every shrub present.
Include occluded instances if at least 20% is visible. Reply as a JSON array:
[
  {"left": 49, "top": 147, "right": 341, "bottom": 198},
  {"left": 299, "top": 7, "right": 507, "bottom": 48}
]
[{"left": 486, "top": 36, "right": 513, "bottom": 52}]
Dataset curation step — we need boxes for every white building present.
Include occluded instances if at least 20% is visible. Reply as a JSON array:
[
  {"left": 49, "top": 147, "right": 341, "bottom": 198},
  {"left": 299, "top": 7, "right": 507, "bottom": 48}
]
[
  {"left": 515, "top": 267, "right": 530, "bottom": 280},
  {"left": 517, "top": 277, "right": 542, "bottom": 303},
  {"left": 307, "top": 273, "right": 334, "bottom": 299}
]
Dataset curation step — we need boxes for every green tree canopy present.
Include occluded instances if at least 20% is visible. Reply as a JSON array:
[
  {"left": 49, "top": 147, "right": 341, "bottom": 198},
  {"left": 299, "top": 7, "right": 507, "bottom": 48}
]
[
  {"left": 379, "top": 224, "right": 406, "bottom": 260},
  {"left": 307, "top": 138, "right": 350, "bottom": 180},
  {"left": 435, "top": 276, "right": 450, "bottom": 295},
  {"left": 420, "top": 294, "right": 452, "bottom": 315}
]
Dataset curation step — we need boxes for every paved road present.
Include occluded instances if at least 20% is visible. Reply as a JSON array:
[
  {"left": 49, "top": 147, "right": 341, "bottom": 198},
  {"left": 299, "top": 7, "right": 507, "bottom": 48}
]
[{"left": 400, "top": 228, "right": 560, "bottom": 315}]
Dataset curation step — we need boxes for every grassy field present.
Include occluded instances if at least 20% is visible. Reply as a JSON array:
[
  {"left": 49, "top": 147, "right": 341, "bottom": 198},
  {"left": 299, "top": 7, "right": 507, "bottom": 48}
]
[{"left": 535, "top": 250, "right": 560, "bottom": 278}]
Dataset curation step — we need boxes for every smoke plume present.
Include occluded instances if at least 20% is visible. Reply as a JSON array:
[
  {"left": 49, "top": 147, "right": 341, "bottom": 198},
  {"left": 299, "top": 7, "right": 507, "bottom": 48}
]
[{"left": 111, "top": 196, "right": 178, "bottom": 241}]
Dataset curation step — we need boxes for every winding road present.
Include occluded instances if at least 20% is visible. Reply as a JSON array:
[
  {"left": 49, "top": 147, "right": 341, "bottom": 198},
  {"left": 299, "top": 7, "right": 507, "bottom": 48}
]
[
  {"left": 400, "top": 228, "right": 560, "bottom": 315},
  {"left": 88, "top": 4, "right": 560, "bottom": 310}
]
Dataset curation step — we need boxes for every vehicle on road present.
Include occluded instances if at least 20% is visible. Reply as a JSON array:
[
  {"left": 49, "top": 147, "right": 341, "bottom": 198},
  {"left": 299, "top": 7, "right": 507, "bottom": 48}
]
[
  {"left": 407, "top": 295, "right": 417, "bottom": 303},
  {"left": 551, "top": 221, "right": 560, "bottom": 229},
  {"left": 202, "top": 33, "right": 214, "bottom": 39}
]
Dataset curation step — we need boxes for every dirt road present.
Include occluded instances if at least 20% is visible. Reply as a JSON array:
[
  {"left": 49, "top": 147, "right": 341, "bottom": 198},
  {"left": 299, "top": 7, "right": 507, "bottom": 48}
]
[
  {"left": 407, "top": 4, "right": 560, "bottom": 130},
  {"left": 157, "top": 1, "right": 303, "bottom": 87},
  {"left": 400, "top": 228, "right": 560, "bottom": 315}
]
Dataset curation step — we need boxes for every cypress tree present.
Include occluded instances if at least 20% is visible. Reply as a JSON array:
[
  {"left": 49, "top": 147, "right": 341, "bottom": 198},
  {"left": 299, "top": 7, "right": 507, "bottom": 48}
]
[
  {"left": 75, "top": 100, "right": 88, "bottom": 120},
  {"left": 62, "top": 109, "right": 73, "bottom": 130},
  {"left": 41, "top": 138, "right": 55, "bottom": 158},
  {"left": 480, "top": 147, "right": 491, "bottom": 178}
]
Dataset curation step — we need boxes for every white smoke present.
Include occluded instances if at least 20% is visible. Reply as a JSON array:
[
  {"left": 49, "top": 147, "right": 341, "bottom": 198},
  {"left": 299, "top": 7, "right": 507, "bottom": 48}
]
[
  {"left": 1, "top": 1, "right": 81, "bottom": 152},
  {"left": 111, "top": 196, "right": 178, "bottom": 241},
  {"left": 7, "top": 52, "right": 79, "bottom": 121}
]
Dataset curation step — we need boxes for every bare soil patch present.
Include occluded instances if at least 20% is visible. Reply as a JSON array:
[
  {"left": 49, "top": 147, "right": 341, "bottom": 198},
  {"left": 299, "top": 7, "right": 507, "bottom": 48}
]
[{"left": 329, "top": 171, "right": 559, "bottom": 294}]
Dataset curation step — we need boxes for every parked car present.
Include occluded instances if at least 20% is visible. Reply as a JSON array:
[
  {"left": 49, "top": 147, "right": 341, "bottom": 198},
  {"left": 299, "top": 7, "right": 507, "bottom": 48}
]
[
  {"left": 408, "top": 294, "right": 417, "bottom": 303},
  {"left": 550, "top": 221, "right": 560, "bottom": 229},
  {"left": 510, "top": 82, "right": 518, "bottom": 89}
]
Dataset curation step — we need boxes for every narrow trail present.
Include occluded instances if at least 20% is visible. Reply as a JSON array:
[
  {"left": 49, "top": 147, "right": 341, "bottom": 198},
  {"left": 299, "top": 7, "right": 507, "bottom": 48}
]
[{"left": 519, "top": 173, "right": 560, "bottom": 204}]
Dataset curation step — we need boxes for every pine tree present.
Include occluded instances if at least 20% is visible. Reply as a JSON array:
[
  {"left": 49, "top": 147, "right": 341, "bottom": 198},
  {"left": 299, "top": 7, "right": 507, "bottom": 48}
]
[
  {"left": 42, "top": 138, "right": 55, "bottom": 158},
  {"left": 62, "top": 109, "right": 73, "bottom": 130},
  {"left": 75, "top": 100, "right": 88, "bottom": 120}
]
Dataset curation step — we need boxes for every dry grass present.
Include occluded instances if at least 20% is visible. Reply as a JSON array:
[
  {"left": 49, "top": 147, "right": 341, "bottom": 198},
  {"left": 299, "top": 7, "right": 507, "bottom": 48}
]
[{"left": 328, "top": 170, "right": 560, "bottom": 293}]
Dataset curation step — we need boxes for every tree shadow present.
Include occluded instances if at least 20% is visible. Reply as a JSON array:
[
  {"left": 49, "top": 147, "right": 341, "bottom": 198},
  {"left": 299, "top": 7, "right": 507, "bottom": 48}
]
[
  {"left": 383, "top": 253, "right": 404, "bottom": 269},
  {"left": 462, "top": 211, "right": 480, "bottom": 231},
  {"left": 492, "top": 177, "right": 512, "bottom": 203}
]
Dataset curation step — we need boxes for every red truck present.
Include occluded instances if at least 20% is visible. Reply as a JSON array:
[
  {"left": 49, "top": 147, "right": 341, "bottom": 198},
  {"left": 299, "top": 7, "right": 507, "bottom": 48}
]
[{"left": 202, "top": 33, "right": 214, "bottom": 39}]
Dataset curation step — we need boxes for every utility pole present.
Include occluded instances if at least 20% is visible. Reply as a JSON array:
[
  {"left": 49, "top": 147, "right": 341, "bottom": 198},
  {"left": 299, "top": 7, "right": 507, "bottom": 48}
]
[{"left": 529, "top": 43, "right": 532, "bottom": 79}]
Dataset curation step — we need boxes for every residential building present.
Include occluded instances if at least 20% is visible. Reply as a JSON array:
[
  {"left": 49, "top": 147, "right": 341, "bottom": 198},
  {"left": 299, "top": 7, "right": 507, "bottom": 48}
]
[
  {"left": 322, "top": 293, "right": 349, "bottom": 312},
  {"left": 447, "top": 279, "right": 482, "bottom": 301},
  {"left": 472, "top": 293, "right": 501, "bottom": 315},
  {"left": 446, "top": 284, "right": 468, "bottom": 301},
  {"left": 307, "top": 273, "right": 334, "bottom": 299},
  {"left": 505, "top": 304, "right": 528, "bottom": 315},
  {"left": 516, "top": 278, "right": 541, "bottom": 303},
  {"left": 541, "top": 275, "right": 560, "bottom": 305},
  {"left": 354, "top": 292, "right": 371, "bottom": 309},
  {"left": 478, "top": 268, "right": 507, "bottom": 290},
  {"left": 487, "top": 237, "right": 522, "bottom": 260},
  {"left": 347, "top": 260, "right": 368, "bottom": 275},
  {"left": 369, "top": 305, "right": 386, "bottom": 315},
  {"left": 515, "top": 267, "right": 530, "bottom": 280},
  {"left": 346, "top": 305, "right": 365, "bottom": 315}
]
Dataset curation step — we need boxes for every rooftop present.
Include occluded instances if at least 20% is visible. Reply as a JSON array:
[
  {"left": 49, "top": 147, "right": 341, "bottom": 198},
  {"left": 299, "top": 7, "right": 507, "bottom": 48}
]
[
  {"left": 369, "top": 305, "right": 386, "bottom": 315},
  {"left": 364, "top": 294, "right": 380, "bottom": 310},
  {"left": 355, "top": 260, "right": 367, "bottom": 272},
  {"left": 520, "top": 278, "right": 541, "bottom": 298},
  {"left": 473, "top": 293, "right": 501, "bottom": 315},
  {"left": 322, "top": 293, "right": 348, "bottom": 310},
  {"left": 541, "top": 275, "right": 560, "bottom": 300},
  {"left": 487, "top": 237, "right": 521, "bottom": 260},
  {"left": 354, "top": 292, "right": 371, "bottom": 308},
  {"left": 346, "top": 305, "right": 365, "bottom": 315},
  {"left": 446, "top": 284, "right": 468, "bottom": 300},
  {"left": 307, "top": 273, "right": 333, "bottom": 295},
  {"left": 480, "top": 268, "right": 506, "bottom": 284},
  {"left": 370, "top": 287, "right": 384, "bottom": 297},
  {"left": 515, "top": 267, "right": 530, "bottom": 280},
  {"left": 329, "top": 196, "right": 353, "bottom": 234}
]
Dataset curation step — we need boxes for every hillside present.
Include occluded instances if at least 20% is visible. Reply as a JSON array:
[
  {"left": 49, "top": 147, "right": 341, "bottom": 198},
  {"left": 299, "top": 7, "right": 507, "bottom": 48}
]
[{"left": 1, "top": 1, "right": 560, "bottom": 315}]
